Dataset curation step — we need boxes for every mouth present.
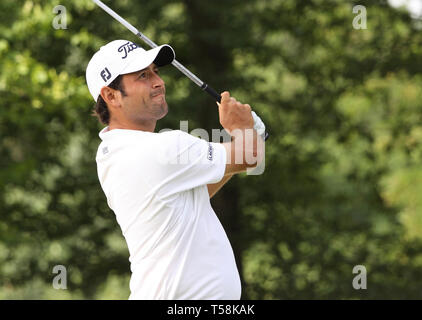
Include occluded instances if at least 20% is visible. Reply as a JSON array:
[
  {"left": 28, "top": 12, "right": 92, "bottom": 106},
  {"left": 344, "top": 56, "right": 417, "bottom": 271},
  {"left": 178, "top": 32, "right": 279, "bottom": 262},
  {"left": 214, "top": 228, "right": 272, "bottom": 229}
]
[{"left": 151, "top": 90, "right": 165, "bottom": 98}]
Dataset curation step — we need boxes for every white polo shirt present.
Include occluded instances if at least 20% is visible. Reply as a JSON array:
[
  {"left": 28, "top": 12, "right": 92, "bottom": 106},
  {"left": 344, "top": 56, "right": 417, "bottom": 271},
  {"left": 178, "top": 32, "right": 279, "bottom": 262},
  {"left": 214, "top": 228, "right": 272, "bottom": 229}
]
[{"left": 95, "top": 127, "right": 241, "bottom": 300}]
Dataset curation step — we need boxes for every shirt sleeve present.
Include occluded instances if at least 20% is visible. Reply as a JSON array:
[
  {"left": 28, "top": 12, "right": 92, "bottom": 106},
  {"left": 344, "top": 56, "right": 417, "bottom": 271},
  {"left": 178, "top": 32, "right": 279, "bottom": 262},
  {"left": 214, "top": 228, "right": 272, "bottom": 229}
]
[{"left": 150, "top": 130, "right": 227, "bottom": 198}]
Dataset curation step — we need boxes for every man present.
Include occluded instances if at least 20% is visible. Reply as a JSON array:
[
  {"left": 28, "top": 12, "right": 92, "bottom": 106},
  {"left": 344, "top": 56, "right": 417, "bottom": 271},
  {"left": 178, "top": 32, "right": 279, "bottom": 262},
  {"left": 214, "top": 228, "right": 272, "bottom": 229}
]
[{"left": 86, "top": 39, "right": 265, "bottom": 299}]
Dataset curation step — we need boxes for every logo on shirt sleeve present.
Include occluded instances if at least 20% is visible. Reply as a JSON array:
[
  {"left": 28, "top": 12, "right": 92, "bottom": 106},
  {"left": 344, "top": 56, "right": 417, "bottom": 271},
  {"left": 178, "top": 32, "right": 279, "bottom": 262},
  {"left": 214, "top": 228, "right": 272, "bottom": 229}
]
[{"left": 207, "top": 143, "right": 213, "bottom": 161}]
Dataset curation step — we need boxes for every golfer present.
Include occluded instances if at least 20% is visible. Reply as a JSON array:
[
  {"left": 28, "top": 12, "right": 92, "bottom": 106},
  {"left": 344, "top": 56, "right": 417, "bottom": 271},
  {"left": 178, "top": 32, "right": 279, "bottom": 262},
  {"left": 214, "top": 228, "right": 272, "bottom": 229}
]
[{"left": 86, "top": 40, "right": 265, "bottom": 299}]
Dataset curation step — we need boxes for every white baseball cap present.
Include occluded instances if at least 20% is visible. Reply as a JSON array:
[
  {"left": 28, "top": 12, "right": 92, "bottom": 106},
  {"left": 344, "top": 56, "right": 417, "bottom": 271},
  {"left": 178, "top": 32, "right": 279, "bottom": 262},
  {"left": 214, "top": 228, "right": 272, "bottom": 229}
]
[{"left": 86, "top": 39, "right": 175, "bottom": 101}]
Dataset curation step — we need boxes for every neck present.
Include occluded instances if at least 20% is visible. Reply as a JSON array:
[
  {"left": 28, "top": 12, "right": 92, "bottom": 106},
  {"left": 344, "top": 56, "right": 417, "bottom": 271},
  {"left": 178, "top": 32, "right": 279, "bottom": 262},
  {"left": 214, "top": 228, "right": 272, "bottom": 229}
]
[{"left": 108, "top": 118, "right": 157, "bottom": 132}]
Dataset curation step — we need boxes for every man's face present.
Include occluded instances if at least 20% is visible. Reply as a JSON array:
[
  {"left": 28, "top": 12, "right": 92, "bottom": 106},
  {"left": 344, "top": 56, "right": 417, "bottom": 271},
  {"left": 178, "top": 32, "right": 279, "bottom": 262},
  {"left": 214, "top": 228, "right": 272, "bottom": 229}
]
[{"left": 119, "top": 63, "right": 168, "bottom": 125}]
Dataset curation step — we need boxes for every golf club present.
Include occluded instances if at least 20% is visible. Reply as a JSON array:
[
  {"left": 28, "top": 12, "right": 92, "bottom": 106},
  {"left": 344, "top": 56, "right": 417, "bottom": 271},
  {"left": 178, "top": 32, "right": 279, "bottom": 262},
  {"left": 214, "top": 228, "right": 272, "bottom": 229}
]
[{"left": 92, "top": 0, "right": 269, "bottom": 141}]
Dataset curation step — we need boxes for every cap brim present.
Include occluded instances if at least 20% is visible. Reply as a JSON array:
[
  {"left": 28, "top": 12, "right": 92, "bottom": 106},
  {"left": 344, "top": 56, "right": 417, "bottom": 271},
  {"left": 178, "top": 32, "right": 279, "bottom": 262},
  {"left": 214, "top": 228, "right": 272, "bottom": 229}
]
[{"left": 120, "top": 44, "right": 175, "bottom": 75}]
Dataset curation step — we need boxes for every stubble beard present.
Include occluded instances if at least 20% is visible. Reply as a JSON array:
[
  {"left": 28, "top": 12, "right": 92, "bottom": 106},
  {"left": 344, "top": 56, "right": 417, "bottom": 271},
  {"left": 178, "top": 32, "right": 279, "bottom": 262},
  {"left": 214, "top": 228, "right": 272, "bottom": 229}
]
[{"left": 151, "top": 94, "right": 168, "bottom": 120}]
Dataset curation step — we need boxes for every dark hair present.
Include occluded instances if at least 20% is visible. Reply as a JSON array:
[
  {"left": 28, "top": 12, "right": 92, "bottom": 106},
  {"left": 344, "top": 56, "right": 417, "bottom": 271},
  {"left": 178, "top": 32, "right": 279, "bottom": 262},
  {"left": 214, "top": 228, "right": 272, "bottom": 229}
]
[{"left": 92, "top": 75, "right": 126, "bottom": 125}]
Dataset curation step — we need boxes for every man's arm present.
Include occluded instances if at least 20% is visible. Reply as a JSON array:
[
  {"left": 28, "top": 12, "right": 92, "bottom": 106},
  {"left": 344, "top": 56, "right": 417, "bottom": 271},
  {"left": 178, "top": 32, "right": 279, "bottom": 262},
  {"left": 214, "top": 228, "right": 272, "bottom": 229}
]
[
  {"left": 207, "top": 173, "right": 235, "bottom": 199},
  {"left": 207, "top": 130, "right": 264, "bottom": 199},
  {"left": 206, "top": 91, "right": 265, "bottom": 199}
]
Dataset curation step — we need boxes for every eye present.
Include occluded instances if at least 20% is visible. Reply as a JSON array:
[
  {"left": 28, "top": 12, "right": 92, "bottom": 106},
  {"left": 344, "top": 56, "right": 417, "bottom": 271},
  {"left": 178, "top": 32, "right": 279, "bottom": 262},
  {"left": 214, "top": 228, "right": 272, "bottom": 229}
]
[{"left": 138, "top": 71, "right": 147, "bottom": 79}]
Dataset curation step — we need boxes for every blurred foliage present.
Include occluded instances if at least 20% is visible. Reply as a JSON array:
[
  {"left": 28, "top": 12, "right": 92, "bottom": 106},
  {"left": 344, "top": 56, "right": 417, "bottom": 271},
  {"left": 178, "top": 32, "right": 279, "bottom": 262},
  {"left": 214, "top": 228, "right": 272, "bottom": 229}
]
[{"left": 2, "top": 0, "right": 422, "bottom": 299}]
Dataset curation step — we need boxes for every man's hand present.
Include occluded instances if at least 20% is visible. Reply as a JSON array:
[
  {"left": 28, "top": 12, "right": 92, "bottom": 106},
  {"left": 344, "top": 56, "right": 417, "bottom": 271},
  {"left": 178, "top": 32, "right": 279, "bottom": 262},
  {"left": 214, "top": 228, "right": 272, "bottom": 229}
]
[{"left": 217, "top": 91, "right": 254, "bottom": 135}]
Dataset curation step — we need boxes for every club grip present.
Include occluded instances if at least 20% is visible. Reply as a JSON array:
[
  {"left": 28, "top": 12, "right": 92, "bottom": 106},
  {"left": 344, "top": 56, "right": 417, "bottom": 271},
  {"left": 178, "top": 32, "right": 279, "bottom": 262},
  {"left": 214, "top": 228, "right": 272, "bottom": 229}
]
[
  {"left": 201, "top": 83, "right": 269, "bottom": 141},
  {"left": 202, "top": 83, "right": 221, "bottom": 103}
]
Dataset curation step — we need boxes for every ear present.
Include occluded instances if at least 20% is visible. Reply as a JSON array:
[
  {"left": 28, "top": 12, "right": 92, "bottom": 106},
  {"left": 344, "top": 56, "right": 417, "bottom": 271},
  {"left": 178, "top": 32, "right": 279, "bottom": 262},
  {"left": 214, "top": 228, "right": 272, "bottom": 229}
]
[{"left": 100, "top": 86, "right": 121, "bottom": 110}]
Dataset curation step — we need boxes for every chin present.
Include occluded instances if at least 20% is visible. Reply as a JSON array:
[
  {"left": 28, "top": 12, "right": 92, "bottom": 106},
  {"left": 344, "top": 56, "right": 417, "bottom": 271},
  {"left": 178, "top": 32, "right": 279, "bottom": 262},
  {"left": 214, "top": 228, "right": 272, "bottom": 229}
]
[{"left": 157, "top": 102, "right": 168, "bottom": 120}]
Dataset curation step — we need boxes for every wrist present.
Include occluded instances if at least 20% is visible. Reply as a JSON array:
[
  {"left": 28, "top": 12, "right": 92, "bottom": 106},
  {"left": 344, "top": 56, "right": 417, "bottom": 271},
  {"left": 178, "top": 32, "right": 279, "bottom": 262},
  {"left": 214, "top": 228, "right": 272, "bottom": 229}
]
[{"left": 227, "top": 127, "right": 254, "bottom": 139}]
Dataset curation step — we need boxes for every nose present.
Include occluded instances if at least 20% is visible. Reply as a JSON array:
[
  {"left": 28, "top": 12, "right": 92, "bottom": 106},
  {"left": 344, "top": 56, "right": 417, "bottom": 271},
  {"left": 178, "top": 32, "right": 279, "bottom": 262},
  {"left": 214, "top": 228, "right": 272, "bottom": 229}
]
[{"left": 152, "top": 72, "right": 165, "bottom": 89}]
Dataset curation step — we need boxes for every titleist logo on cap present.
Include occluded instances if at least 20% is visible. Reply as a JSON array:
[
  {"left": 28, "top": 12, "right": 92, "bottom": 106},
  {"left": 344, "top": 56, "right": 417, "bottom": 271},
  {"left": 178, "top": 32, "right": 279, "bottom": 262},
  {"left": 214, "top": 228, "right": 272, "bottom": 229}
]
[{"left": 118, "top": 41, "right": 139, "bottom": 59}]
